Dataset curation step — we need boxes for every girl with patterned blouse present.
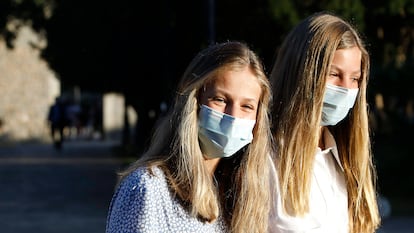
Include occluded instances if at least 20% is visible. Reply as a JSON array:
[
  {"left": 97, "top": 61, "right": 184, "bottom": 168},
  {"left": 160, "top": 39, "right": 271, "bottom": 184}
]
[{"left": 106, "top": 41, "right": 273, "bottom": 233}]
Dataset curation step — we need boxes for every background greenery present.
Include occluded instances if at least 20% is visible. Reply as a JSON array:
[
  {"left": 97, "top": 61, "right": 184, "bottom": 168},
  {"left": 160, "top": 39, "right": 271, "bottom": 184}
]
[{"left": 1, "top": 0, "right": 413, "bottom": 215}]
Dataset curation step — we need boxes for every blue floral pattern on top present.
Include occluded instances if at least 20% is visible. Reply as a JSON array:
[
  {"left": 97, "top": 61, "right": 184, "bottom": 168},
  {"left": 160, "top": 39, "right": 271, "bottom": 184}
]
[{"left": 105, "top": 166, "right": 228, "bottom": 233}]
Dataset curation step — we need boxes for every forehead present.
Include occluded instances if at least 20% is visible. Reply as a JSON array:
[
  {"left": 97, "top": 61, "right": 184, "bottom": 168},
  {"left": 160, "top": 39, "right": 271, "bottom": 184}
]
[
  {"left": 331, "top": 47, "right": 362, "bottom": 71},
  {"left": 205, "top": 67, "right": 261, "bottom": 99}
]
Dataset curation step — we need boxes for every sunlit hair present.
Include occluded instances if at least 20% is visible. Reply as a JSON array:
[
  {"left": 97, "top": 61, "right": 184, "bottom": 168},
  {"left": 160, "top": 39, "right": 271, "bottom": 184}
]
[
  {"left": 269, "top": 12, "right": 380, "bottom": 233},
  {"left": 119, "top": 41, "right": 273, "bottom": 233}
]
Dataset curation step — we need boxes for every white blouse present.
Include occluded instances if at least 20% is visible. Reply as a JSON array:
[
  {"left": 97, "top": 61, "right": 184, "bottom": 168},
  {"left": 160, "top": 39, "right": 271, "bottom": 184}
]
[{"left": 269, "top": 129, "right": 349, "bottom": 233}]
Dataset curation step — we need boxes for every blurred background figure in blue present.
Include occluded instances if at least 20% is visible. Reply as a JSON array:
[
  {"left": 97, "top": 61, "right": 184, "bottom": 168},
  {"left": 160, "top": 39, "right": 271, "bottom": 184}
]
[{"left": 47, "top": 96, "right": 67, "bottom": 150}]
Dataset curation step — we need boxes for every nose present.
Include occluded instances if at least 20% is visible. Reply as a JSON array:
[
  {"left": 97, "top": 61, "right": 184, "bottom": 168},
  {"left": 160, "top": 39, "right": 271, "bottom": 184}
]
[{"left": 224, "top": 105, "right": 241, "bottom": 118}]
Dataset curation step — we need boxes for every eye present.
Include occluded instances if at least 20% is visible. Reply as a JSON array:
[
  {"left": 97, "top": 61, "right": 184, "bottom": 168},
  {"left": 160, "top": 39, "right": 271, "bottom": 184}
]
[
  {"left": 329, "top": 72, "right": 339, "bottom": 77},
  {"left": 242, "top": 104, "right": 255, "bottom": 110},
  {"left": 211, "top": 96, "right": 226, "bottom": 104},
  {"left": 241, "top": 102, "right": 258, "bottom": 113},
  {"left": 351, "top": 74, "right": 361, "bottom": 81},
  {"left": 351, "top": 73, "right": 362, "bottom": 86}
]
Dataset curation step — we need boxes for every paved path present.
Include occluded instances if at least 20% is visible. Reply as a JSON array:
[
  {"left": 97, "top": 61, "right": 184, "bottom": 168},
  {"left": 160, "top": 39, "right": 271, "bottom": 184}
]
[
  {"left": 0, "top": 139, "right": 126, "bottom": 233},
  {"left": 0, "top": 140, "right": 412, "bottom": 233}
]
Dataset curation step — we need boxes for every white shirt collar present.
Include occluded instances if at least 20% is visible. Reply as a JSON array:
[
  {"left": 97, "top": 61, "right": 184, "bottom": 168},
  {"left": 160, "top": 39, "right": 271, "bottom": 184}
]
[{"left": 317, "top": 128, "right": 344, "bottom": 172}]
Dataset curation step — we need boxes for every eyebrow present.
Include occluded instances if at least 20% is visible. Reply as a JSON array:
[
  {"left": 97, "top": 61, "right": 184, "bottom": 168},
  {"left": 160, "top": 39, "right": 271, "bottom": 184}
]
[
  {"left": 330, "top": 65, "right": 361, "bottom": 74},
  {"left": 244, "top": 97, "right": 260, "bottom": 103}
]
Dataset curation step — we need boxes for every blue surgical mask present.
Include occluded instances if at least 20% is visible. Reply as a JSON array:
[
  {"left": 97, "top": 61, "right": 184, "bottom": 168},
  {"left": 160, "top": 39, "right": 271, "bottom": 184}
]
[
  {"left": 198, "top": 105, "right": 256, "bottom": 159},
  {"left": 321, "top": 83, "right": 359, "bottom": 126}
]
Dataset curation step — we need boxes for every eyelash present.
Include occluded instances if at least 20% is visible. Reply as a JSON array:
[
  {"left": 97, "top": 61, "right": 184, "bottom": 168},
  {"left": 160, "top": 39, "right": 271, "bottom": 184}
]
[
  {"left": 212, "top": 97, "right": 225, "bottom": 103},
  {"left": 243, "top": 105, "right": 255, "bottom": 110},
  {"left": 329, "top": 73, "right": 360, "bottom": 82},
  {"left": 211, "top": 97, "right": 255, "bottom": 110}
]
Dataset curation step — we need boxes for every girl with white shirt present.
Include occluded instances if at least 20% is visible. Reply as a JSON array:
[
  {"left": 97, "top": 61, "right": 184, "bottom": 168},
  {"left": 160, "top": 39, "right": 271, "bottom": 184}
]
[{"left": 268, "top": 11, "right": 381, "bottom": 233}]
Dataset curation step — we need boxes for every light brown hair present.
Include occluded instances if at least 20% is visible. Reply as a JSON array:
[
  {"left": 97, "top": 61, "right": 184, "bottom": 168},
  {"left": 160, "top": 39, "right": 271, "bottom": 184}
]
[
  {"left": 269, "top": 12, "right": 380, "bottom": 233},
  {"left": 121, "top": 41, "right": 273, "bottom": 233}
]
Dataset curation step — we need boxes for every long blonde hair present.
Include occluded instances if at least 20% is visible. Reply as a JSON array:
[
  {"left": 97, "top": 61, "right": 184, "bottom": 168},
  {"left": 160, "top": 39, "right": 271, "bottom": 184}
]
[
  {"left": 269, "top": 12, "right": 380, "bottom": 233},
  {"left": 120, "top": 41, "right": 273, "bottom": 233}
]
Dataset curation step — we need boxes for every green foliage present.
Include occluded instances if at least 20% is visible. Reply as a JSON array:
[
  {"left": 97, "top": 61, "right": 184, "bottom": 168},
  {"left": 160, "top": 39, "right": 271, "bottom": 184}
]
[
  {"left": 389, "top": 0, "right": 407, "bottom": 15},
  {"left": 268, "top": 0, "right": 300, "bottom": 26},
  {"left": 323, "top": 0, "right": 365, "bottom": 30},
  {"left": 268, "top": 0, "right": 365, "bottom": 31}
]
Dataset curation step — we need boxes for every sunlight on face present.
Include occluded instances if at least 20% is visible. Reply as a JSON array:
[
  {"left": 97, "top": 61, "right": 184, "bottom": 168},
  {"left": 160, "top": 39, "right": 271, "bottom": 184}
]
[
  {"left": 327, "top": 46, "right": 362, "bottom": 89},
  {"left": 199, "top": 66, "right": 261, "bottom": 120}
]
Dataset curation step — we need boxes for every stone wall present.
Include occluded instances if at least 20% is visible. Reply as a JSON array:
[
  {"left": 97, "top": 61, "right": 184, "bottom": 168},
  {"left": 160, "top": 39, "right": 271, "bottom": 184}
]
[{"left": 0, "top": 25, "right": 59, "bottom": 143}]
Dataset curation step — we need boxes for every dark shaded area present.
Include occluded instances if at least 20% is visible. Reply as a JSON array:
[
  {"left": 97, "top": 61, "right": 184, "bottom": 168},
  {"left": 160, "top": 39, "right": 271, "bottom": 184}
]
[
  {"left": 41, "top": 0, "right": 211, "bottom": 151},
  {"left": 0, "top": 141, "right": 121, "bottom": 233}
]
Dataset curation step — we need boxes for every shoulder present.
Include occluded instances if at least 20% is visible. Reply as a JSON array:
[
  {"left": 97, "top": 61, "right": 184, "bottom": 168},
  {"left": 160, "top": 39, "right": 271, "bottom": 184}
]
[
  {"left": 106, "top": 166, "right": 170, "bottom": 232},
  {"left": 118, "top": 166, "right": 167, "bottom": 196},
  {"left": 108, "top": 166, "right": 169, "bottom": 216}
]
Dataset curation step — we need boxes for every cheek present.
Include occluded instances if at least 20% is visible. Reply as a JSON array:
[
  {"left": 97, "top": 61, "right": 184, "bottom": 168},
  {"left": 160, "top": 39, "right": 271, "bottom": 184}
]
[
  {"left": 350, "top": 83, "right": 359, "bottom": 89},
  {"left": 325, "top": 78, "right": 336, "bottom": 85},
  {"left": 240, "top": 108, "right": 259, "bottom": 121}
]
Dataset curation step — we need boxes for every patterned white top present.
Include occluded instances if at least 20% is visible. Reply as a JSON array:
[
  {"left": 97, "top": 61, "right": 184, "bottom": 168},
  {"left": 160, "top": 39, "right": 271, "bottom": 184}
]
[{"left": 105, "top": 166, "right": 228, "bottom": 233}]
